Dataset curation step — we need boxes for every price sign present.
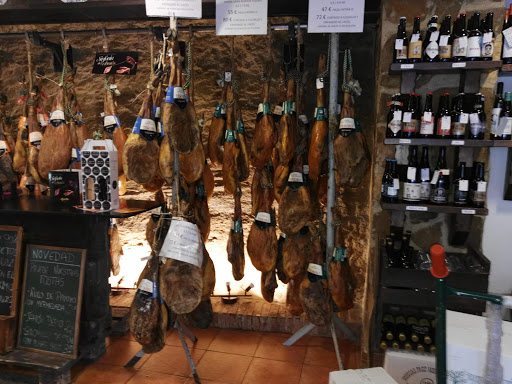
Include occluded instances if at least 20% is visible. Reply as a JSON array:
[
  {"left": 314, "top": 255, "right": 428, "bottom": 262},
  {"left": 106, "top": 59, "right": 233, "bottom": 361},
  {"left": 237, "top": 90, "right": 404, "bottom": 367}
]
[
  {"left": 145, "top": 0, "right": 202, "bottom": 18},
  {"left": 216, "top": 0, "right": 267, "bottom": 35},
  {"left": 308, "top": 0, "right": 365, "bottom": 33}
]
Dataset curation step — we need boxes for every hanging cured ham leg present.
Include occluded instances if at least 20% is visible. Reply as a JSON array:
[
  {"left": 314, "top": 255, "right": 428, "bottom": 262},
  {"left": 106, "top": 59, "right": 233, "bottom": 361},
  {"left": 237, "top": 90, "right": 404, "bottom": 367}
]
[
  {"left": 235, "top": 99, "right": 249, "bottom": 182},
  {"left": 0, "top": 106, "right": 16, "bottom": 198},
  {"left": 207, "top": 83, "right": 228, "bottom": 167},
  {"left": 282, "top": 226, "right": 310, "bottom": 280},
  {"left": 13, "top": 76, "right": 28, "bottom": 174},
  {"left": 250, "top": 78, "right": 273, "bottom": 169},
  {"left": 26, "top": 93, "right": 45, "bottom": 185},
  {"left": 222, "top": 86, "right": 239, "bottom": 195},
  {"left": 276, "top": 78, "right": 297, "bottom": 166},
  {"left": 227, "top": 183, "right": 245, "bottom": 280}
]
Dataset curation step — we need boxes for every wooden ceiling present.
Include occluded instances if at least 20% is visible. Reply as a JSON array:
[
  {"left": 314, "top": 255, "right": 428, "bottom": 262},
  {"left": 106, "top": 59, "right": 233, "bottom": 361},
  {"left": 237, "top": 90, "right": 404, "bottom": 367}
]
[{"left": 0, "top": 0, "right": 381, "bottom": 26}]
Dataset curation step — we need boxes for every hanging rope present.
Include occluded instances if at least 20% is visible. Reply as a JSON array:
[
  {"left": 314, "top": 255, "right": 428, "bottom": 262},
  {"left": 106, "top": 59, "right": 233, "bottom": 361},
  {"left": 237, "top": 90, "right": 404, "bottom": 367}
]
[
  {"left": 25, "top": 38, "right": 33, "bottom": 94},
  {"left": 183, "top": 27, "right": 193, "bottom": 90},
  {"left": 341, "top": 49, "right": 362, "bottom": 97},
  {"left": 318, "top": 35, "right": 331, "bottom": 80}
]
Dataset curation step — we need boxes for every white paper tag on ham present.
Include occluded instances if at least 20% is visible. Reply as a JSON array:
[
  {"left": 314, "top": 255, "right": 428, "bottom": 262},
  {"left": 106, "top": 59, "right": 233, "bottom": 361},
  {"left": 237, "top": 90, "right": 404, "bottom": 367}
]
[
  {"left": 316, "top": 78, "right": 324, "bottom": 89},
  {"left": 140, "top": 118, "right": 156, "bottom": 132},
  {"left": 159, "top": 219, "right": 203, "bottom": 267},
  {"left": 307, "top": 263, "right": 323, "bottom": 276},
  {"left": 0, "top": 141, "right": 7, "bottom": 151},
  {"left": 50, "top": 109, "right": 65, "bottom": 122},
  {"left": 299, "top": 115, "right": 309, "bottom": 124},
  {"left": 173, "top": 87, "right": 186, "bottom": 100},
  {"left": 104, "top": 115, "right": 117, "bottom": 127},
  {"left": 288, "top": 172, "right": 304, "bottom": 183},
  {"left": 255, "top": 212, "right": 271, "bottom": 223},
  {"left": 274, "top": 105, "right": 283, "bottom": 115},
  {"left": 138, "top": 278, "right": 154, "bottom": 294},
  {"left": 29, "top": 132, "right": 43, "bottom": 147}
]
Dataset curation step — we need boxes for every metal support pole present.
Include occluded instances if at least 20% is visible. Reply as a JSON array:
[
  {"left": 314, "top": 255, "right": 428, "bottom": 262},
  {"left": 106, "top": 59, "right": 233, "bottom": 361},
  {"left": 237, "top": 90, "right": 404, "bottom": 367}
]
[
  {"left": 435, "top": 278, "right": 447, "bottom": 384},
  {"left": 176, "top": 319, "right": 201, "bottom": 384}
]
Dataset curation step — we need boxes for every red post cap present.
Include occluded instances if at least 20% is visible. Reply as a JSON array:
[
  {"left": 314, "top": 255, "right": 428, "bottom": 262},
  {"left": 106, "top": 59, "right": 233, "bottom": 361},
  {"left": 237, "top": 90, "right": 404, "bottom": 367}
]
[{"left": 430, "top": 244, "right": 449, "bottom": 278}]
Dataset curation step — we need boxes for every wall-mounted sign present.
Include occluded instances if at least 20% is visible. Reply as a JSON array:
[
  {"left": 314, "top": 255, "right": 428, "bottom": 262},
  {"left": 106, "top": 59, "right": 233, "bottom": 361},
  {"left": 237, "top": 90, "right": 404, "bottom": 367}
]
[
  {"left": 92, "top": 52, "right": 138, "bottom": 75},
  {"left": 0, "top": 226, "right": 23, "bottom": 317},
  {"left": 308, "top": 0, "right": 365, "bottom": 33},
  {"left": 145, "top": 0, "right": 202, "bottom": 19},
  {"left": 216, "top": 0, "right": 267, "bottom": 36}
]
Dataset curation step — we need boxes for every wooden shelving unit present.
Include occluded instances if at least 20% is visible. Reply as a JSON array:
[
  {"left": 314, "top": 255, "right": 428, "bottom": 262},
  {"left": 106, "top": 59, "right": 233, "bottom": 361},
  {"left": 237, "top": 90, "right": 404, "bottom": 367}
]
[
  {"left": 381, "top": 202, "right": 488, "bottom": 216},
  {"left": 390, "top": 61, "right": 502, "bottom": 74},
  {"left": 384, "top": 138, "right": 512, "bottom": 147}
]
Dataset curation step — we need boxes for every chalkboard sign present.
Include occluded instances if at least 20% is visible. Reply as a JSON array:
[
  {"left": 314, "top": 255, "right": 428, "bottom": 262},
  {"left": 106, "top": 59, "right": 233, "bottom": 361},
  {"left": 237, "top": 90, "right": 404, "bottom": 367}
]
[
  {"left": 0, "top": 226, "right": 23, "bottom": 317},
  {"left": 18, "top": 245, "right": 86, "bottom": 358}
]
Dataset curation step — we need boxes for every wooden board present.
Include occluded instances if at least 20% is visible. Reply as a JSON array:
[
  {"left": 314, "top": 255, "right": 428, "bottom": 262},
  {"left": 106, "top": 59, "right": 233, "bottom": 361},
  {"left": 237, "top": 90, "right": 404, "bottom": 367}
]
[
  {"left": 381, "top": 202, "right": 488, "bottom": 216},
  {"left": 390, "top": 61, "right": 502, "bottom": 74},
  {"left": 0, "top": 226, "right": 23, "bottom": 317},
  {"left": 17, "top": 245, "right": 86, "bottom": 358}
]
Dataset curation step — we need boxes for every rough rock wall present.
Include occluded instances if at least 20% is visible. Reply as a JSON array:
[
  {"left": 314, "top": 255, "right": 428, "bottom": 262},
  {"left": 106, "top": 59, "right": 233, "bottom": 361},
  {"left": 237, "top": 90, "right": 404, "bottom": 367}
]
[{"left": 370, "top": 0, "right": 504, "bottom": 362}]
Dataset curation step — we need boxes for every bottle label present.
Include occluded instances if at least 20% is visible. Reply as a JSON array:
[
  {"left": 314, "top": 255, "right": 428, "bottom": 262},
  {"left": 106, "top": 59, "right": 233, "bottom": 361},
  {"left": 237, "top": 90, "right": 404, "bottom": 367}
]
[
  {"left": 420, "top": 114, "right": 434, "bottom": 135},
  {"left": 425, "top": 41, "right": 439, "bottom": 59},
  {"left": 470, "top": 120, "right": 485, "bottom": 137},
  {"left": 387, "top": 186, "right": 398, "bottom": 197},
  {"left": 439, "top": 45, "right": 452, "bottom": 59},
  {"left": 407, "top": 167, "right": 417, "bottom": 180},
  {"left": 467, "top": 36, "right": 481, "bottom": 58},
  {"left": 420, "top": 168, "right": 430, "bottom": 181},
  {"left": 439, "top": 35, "right": 449, "bottom": 46},
  {"left": 481, "top": 35, "right": 494, "bottom": 57},
  {"left": 504, "top": 38, "right": 512, "bottom": 59},
  {"left": 437, "top": 116, "right": 451, "bottom": 135},
  {"left": 452, "top": 122, "right": 466, "bottom": 136},
  {"left": 431, "top": 187, "right": 448, "bottom": 203},
  {"left": 454, "top": 188, "right": 468, "bottom": 203},
  {"left": 504, "top": 118, "right": 512, "bottom": 135},
  {"left": 420, "top": 181, "right": 431, "bottom": 200},
  {"left": 453, "top": 36, "right": 468, "bottom": 57},
  {"left": 470, "top": 187, "right": 486, "bottom": 203},
  {"left": 408, "top": 41, "right": 422, "bottom": 59},
  {"left": 396, "top": 46, "right": 408, "bottom": 60},
  {"left": 490, "top": 108, "right": 501, "bottom": 134},
  {"left": 388, "top": 111, "right": 402, "bottom": 133},
  {"left": 459, "top": 113, "right": 469, "bottom": 124},
  {"left": 403, "top": 119, "right": 418, "bottom": 133},
  {"left": 477, "top": 181, "right": 487, "bottom": 192},
  {"left": 403, "top": 182, "right": 421, "bottom": 201}
]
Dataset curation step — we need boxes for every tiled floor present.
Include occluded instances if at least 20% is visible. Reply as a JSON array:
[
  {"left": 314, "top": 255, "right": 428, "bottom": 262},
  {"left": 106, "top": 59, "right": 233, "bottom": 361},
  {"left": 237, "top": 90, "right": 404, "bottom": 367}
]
[{"left": 72, "top": 328, "right": 360, "bottom": 384}]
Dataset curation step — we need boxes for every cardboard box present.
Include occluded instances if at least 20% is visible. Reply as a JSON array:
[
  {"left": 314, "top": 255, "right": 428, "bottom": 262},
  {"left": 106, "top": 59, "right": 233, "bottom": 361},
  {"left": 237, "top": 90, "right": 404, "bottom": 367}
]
[
  {"left": 384, "top": 350, "right": 436, "bottom": 384},
  {"left": 329, "top": 367, "right": 398, "bottom": 384},
  {"left": 80, "top": 139, "right": 119, "bottom": 211},
  {"left": 49, "top": 169, "right": 82, "bottom": 205}
]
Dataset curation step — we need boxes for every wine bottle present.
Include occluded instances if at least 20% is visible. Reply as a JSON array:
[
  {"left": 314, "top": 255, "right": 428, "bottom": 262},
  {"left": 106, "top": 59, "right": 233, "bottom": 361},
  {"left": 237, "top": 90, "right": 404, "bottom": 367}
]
[
  {"left": 394, "top": 17, "right": 408, "bottom": 63},
  {"left": 419, "top": 318, "right": 433, "bottom": 344},
  {"left": 387, "top": 159, "right": 399, "bottom": 203},
  {"left": 439, "top": 15, "right": 453, "bottom": 61},
  {"left": 404, "top": 342, "right": 413, "bottom": 351},
  {"left": 392, "top": 341, "right": 400, "bottom": 350},
  {"left": 481, "top": 12, "right": 494, "bottom": 60},
  {"left": 402, "top": 94, "right": 419, "bottom": 138},
  {"left": 451, "top": 94, "right": 467, "bottom": 139},
  {"left": 382, "top": 314, "right": 395, "bottom": 341},
  {"left": 430, "top": 147, "right": 449, "bottom": 204},
  {"left": 420, "top": 93, "right": 435, "bottom": 137},
  {"left": 400, "top": 232, "right": 414, "bottom": 269},
  {"left": 416, "top": 343, "right": 425, "bottom": 352},
  {"left": 423, "top": 16, "right": 440, "bottom": 62},
  {"left": 395, "top": 316, "right": 407, "bottom": 342},
  {"left": 420, "top": 146, "right": 431, "bottom": 201},
  {"left": 409, "top": 16, "right": 423, "bottom": 63},
  {"left": 403, "top": 146, "right": 421, "bottom": 202},
  {"left": 386, "top": 94, "right": 403, "bottom": 138},
  {"left": 382, "top": 159, "right": 392, "bottom": 201},
  {"left": 470, "top": 162, "right": 487, "bottom": 208},
  {"left": 467, "top": 12, "right": 482, "bottom": 60},
  {"left": 453, "top": 13, "right": 468, "bottom": 61},
  {"left": 436, "top": 93, "right": 452, "bottom": 138},
  {"left": 380, "top": 340, "right": 389, "bottom": 351},
  {"left": 503, "top": 9, "right": 512, "bottom": 64},
  {"left": 469, "top": 93, "right": 486, "bottom": 140},
  {"left": 490, "top": 82, "right": 504, "bottom": 139},
  {"left": 454, "top": 162, "right": 469, "bottom": 206},
  {"left": 407, "top": 317, "right": 420, "bottom": 343},
  {"left": 496, "top": 91, "right": 512, "bottom": 140}
]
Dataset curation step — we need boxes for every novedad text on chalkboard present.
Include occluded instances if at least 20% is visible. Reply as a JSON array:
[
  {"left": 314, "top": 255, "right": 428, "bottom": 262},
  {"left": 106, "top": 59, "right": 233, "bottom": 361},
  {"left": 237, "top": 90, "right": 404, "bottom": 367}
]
[
  {"left": 92, "top": 51, "right": 138, "bottom": 75},
  {"left": 18, "top": 245, "right": 86, "bottom": 358},
  {"left": 0, "top": 226, "right": 23, "bottom": 317}
]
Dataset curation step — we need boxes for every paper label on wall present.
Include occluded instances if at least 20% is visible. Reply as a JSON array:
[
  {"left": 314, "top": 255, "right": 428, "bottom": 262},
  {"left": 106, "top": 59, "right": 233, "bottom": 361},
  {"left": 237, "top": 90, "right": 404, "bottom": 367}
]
[
  {"left": 216, "top": 0, "right": 268, "bottom": 36},
  {"left": 308, "top": 0, "right": 365, "bottom": 33},
  {"left": 159, "top": 219, "right": 203, "bottom": 267},
  {"left": 145, "top": 0, "right": 202, "bottom": 18}
]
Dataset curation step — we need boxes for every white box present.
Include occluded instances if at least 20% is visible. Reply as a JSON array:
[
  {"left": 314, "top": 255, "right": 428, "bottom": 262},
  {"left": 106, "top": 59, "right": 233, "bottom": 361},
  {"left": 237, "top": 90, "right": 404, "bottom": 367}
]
[
  {"left": 330, "top": 367, "right": 398, "bottom": 384},
  {"left": 80, "top": 139, "right": 119, "bottom": 211},
  {"left": 384, "top": 350, "right": 436, "bottom": 384}
]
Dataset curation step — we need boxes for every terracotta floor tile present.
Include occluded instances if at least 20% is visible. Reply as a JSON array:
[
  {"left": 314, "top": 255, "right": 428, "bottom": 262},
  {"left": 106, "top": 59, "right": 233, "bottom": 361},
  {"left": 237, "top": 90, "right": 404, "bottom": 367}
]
[
  {"left": 242, "top": 357, "right": 302, "bottom": 384},
  {"left": 304, "top": 338, "right": 360, "bottom": 369},
  {"left": 166, "top": 327, "right": 220, "bottom": 350},
  {"left": 304, "top": 346, "right": 340, "bottom": 369},
  {"left": 185, "top": 379, "right": 228, "bottom": 384},
  {"left": 260, "top": 332, "right": 310, "bottom": 347},
  {"left": 195, "top": 351, "right": 252, "bottom": 384},
  {"left": 98, "top": 339, "right": 149, "bottom": 368},
  {"left": 126, "top": 369, "right": 187, "bottom": 383},
  {"left": 208, "top": 329, "right": 262, "bottom": 356},
  {"left": 139, "top": 345, "right": 206, "bottom": 377},
  {"left": 254, "top": 333, "right": 307, "bottom": 364},
  {"left": 73, "top": 363, "right": 136, "bottom": 384},
  {"left": 299, "top": 364, "right": 332, "bottom": 384},
  {"left": 307, "top": 336, "right": 337, "bottom": 347}
]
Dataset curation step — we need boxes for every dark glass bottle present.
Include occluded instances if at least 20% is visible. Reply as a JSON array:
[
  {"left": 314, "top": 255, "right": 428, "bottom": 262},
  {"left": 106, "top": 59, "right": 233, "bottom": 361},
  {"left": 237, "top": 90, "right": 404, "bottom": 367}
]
[
  {"left": 470, "top": 162, "right": 487, "bottom": 208},
  {"left": 439, "top": 15, "right": 453, "bottom": 61},
  {"left": 454, "top": 162, "right": 469, "bottom": 206},
  {"left": 418, "top": 318, "right": 432, "bottom": 344},
  {"left": 430, "top": 147, "right": 449, "bottom": 204},
  {"left": 451, "top": 94, "right": 467, "bottom": 139},
  {"left": 402, "top": 94, "right": 419, "bottom": 138},
  {"left": 395, "top": 316, "right": 407, "bottom": 342},
  {"left": 502, "top": 10, "right": 512, "bottom": 64},
  {"left": 490, "top": 82, "right": 504, "bottom": 139},
  {"left": 407, "top": 317, "right": 420, "bottom": 343},
  {"left": 382, "top": 314, "right": 395, "bottom": 341},
  {"left": 386, "top": 94, "right": 403, "bottom": 138},
  {"left": 419, "top": 93, "right": 435, "bottom": 137},
  {"left": 436, "top": 93, "right": 452, "bottom": 138},
  {"left": 387, "top": 160, "right": 399, "bottom": 203},
  {"left": 481, "top": 12, "right": 494, "bottom": 60},
  {"left": 394, "top": 17, "right": 408, "bottom": 63},
  {"left": 420, "top": 146, "right": 431, "bottom": 202},
  {"left": 453, "top": 13, "right": 468, "bottom": 61},
  {"left": 496, "top": 91, "right": 512, "bottom": 140},
  {"left": 467, "top": 13, "right": 482, "bottom": 60},
  {"left": 381, "top": 159, "right": 391, "bottom": 201},
  {"left": 403, "top": 146, "right": 421, "bottom": 203},
  {"left": 423, "top": 16, "right": 440, "bottom": 62},
  {"left": 408, "top": 16, "right": 423, "bottom": 63},
  {"left": 468, "top": 93, "right": 486, "bottom": 140}
]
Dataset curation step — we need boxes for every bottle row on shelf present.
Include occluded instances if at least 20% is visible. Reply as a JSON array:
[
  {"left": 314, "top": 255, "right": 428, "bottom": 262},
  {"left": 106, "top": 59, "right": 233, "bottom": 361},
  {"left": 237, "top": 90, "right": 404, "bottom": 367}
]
[
  {"left": 393, "top": 12, "right": 495, "bottom": 64},
  {"left": 380, "top": 312, "right": 437, "bottom": 353},
  {"left": 383, "top": 230, "right": 485, "bottom": 272},
  {"left": 381, "top": 146, "right": 487, "bottom": 206},
  {"left": 386, "top": 85, "right": 511, "bottom": 140}
]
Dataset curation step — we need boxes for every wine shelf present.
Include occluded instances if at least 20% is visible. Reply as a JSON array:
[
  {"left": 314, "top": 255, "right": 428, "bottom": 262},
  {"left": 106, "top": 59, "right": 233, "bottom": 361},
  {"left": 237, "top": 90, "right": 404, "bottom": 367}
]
[
  {"left": 384, "top": 138, "right": 512, "bottom": 147},
  {"left": 390, "top": 61, "right": 502, "bottom": 74},
  {"left": 501, "top": 64, "right": 512, "bottom": 72},
  {"left": 381, "top": 202, "right": 488, "bottom": 216}
]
